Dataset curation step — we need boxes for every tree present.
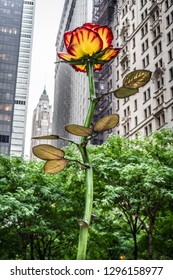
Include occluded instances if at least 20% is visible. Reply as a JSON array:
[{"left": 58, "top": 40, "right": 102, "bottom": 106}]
[{"left": 90, "top": 129, "right": 173, "bottom": 259}]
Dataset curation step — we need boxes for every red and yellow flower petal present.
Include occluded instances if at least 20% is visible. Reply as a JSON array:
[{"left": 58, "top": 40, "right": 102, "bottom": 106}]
[
  {"left": 82, "top": 23, "right": 101, "bottom": 31},
  {"left": 68, "top": 27, "right": 103, "bottom": 58},
  {"left": 72, "top": 63, "right": 103, "bottom": 72},
  {"left": 72, "top": 64, "right": 87, "bottom": 72},
  {"left": 57, "top": 52, "right": 76, "bottom": 61},
  {"left": 94, "top": 64, "right": 103, "bottom": 71},
  {"left": 64, "top": 31, "right": 73, "bottom": 50},
  {"left": 95, "top": 26, "right": 113, "bottom": 49},
  {"left": 100, "top": 48, "right": 121, "bottom": 61}
]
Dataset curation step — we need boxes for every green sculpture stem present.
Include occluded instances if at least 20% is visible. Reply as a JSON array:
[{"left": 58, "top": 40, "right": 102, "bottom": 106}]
[{"left": 77, "top": 62, "right": 97, "bottom": 260}]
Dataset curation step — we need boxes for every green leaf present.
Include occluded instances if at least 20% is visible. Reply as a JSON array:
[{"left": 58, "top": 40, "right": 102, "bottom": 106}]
[
  {"left": 93, "top": 114, "right": 119, "bottom": 133},
  {"left": 32, "top": 144, "right": 65, "bottom": 160},
  {"left": 114, "top": 87, "right": 138, "bottom": 99},
  {"left": 123, "top": 70, "right": 152, "bottom": 89},
  {"left": 32, "top": 135, "right": 60, "bottom": 140},
  {"left": 44, "top": 159, "right": 68, "bottom": 174},
  {"left": 65, "top": 124, "right": 93, "bottom": 136}
]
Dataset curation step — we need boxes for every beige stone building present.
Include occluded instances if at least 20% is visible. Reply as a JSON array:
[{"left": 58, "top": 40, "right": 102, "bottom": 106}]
[
  {"left": 112, "top": 0, "right": 173, "bottom": 137},
  {"left": 30, "top": 88, "right": 52, "bottom": 160}
]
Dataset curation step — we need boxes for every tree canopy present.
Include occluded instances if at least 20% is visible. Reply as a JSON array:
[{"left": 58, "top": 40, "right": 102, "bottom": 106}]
[{"left": 0, "top": 129, "right": 173, "bottom": 259}]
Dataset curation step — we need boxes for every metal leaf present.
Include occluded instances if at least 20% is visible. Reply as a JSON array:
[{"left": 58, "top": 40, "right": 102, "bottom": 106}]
[
  {"left": 44, "top": 159, "right": 68, "bottom": 174},
  {"left": 32, "top": 135, "right": 60, "bottom": 140},
  {"left": 114, "top": 87, "right": 138, "bottom": 99},
  {"left": 123, "top": 70, "right": 152, "bottom": 89},
  {"left": 93, "top": 114, "right": 119, "bottom": 133},
  {"left": 65, "top": 124, "right": 93, "bottom": 136},
  {"left": 32, "top": 144, "right": 65, "bottom": 160}
]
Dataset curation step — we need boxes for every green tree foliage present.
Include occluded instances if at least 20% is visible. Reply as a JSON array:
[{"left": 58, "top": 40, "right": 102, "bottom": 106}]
[
  {"left": 90, "top": 128, "right": 173, "bottom": 259},
  {"left": 0, "top": 152, "right": 85, "bottom": 259},
  {"left": 0, "top": 129, "right": 173, "bottom": 259}
]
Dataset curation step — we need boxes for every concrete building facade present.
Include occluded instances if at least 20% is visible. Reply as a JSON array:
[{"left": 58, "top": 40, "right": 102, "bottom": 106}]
[
  {"left": 53, "top": 0, "right": 173, "bottom": 146},
  {"left": 92, "top": 0, "right": 117, "bottom": 145},
  {"left": 112, "top": 0, "right": 173, "bottom": 138},
  {"left": 53, "top": 0, "right": 93, "bottom": 146}
]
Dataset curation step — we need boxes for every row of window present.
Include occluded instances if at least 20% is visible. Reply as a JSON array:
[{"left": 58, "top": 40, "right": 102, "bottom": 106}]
[
  {"left": 0, "top": 103, "right": 12, "bottom": 111},
  {"left": 0, "top": 113, "right": 11, "bottom": 122},
  {"left": 0, "top": 82, "right": 15, "bottom": 91},
  {"left": 123, "top": 113, "right": 166, "bottom": 136},
  {"left": 122, "top": 1, "right": 172, "bottom": 26}
]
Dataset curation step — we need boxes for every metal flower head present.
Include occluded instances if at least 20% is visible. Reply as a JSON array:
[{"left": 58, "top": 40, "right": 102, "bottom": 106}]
[{"left": 57, "top": 23, "right": 121, "bottom": 72}]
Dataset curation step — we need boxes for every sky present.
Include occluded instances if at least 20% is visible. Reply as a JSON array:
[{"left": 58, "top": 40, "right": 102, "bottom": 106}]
[{"left": 25, "top": 0, "right": 65, "bottom": 157}]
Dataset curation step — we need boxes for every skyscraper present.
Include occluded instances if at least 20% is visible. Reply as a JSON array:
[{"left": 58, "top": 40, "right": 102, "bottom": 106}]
[
  {"left": 54, "top": 0, "right": 173, "bottom": 146},
  {"left": 10, "top": 0, "right": 35, "bottom": 156},
  {"left": 92, "top": 0, "right": 117, "bottom": 145},
  {"left": 0, "top": 0, "right": 35, "bottom": 156},
  {"left": 0, "top": 0, "right": 24, "bottom": 155},
  {"left": 30, "top": 87, "right": 52, "bottom": 161},
  {"left": 53, "top": 0, "right": 93, "bottom": 146}
]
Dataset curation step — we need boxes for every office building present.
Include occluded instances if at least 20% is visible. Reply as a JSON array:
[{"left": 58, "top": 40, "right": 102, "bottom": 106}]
[
  {"left": 30, "top": 87, "right": 53, "bottom": 160},
  {"left": 10, "top": 0, "right": 35, "bottom": 156},
  {"left": 112, "top": 0, "right": 173, "bottom": 137},
  {"left": 53, "top": 0, "right": 93, "bottom": 146},
  {"left": 0, "top": 0, "right": 35, "bottom": 156},
  {"left": 92, "top": 0, "right": 117, "bottom": 144},
  {"left": 0, "top": 0, "right": 24, "bottom": 155},
  {"left": 54, "top": 0, "right": 173, "bottom": 146}
]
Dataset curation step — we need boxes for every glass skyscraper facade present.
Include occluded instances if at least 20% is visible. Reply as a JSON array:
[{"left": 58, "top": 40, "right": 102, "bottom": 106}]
[
  {"left": 0, "top": 0, "right": 24, "bottom": 155},
  {"left": 0, "top": 0, "right": 35, "bottom": 156},
  {"left": 10, "top": 0, "right": 35, "bottom": 156}
]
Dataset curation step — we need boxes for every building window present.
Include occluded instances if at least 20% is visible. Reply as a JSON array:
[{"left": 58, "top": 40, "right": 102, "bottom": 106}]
[
  {"left": 165, "top": 0, "right": 173, "bottom": 11},
  {"left": 156, "top": 94, "right": 164, "bottom": 106},
  {"left": 122, "top": 60, "right": 129, "bottom": 72},
  {"left": 133, "top": 52, "right": 136, "bottom": 63},
  {"left": 166, "top": 11, "right": 173, "bottom": 27},
  {"left": 124, "top": 122, "right": 130, "bottom": 135},
  {"left": 124, "top": 97, "right": 130, "bottom": 104},
  {"left": 171, "top": 86, "right": 173, "bottom": 98},
  {"left": 143, "top": 88, "right": 151, "bottom": 102},
  {"left": 142, "top": 38, "right": 149, "bottom": 53},
  {"left": 144, "top": 123, "right": 152, "bottom": 135},
  {"left": 141, "top": 0, "right": 147, "bottom": 8},
  {"left": 171, "top": 106, "right": 173, "bottom": 120},
  {"left": 167, "top": 29, "right": 173, "bottom": 45},
  {"left": 168, "top": 49, "right": 173, "bottom": 62},
  {"left": 116, "top": 100, "right": 119, "bottom": 111},
  {"left": 132, "top": 37, "right": 136, "bottom": 49},
  {"left": 134, "top": 99, "right": 137, "bottom": 111},
  {"left": 141, "top": 23, "right": 148, "bottom": 37},
  {"left": 156, "top": 112, "right": 165, "bottom": 128},
  {"left": 0, "top": 134, "right": 9, "bottom": 143},
  {"left": 142, "top": 54, "right": 150, "bottom": 68},
  {"left": 135, "top": 116, "right": 138, "bottom": 126},
  {"left": 144, "top": 105, "right": 151, "bottom": 118},
  {"left": 155, "top": 58, "right": 163, "bottom": 68},
  {"left": 141, "top": 8, "right": 148, "bottom": 21},
  {"left": 124, "top": 105, "right": 130, "bottom": 117},
  {"left": 154, "top": 41, "right": 162, "bottom": 57},
  {"left": 153, "top": 25, "right": 161, "bottom": 41},
  {"left": 169, "top": 67, "right": 173, "bottom": 81},
  {"left": 116, "top": 70, "right": 119, "bottom": 81},
  {"left": 155, "top": 74, "right": 164, "bottom": 90},
  {"left": 132, "top": 9, "right": 135, "bottom": 19}
]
